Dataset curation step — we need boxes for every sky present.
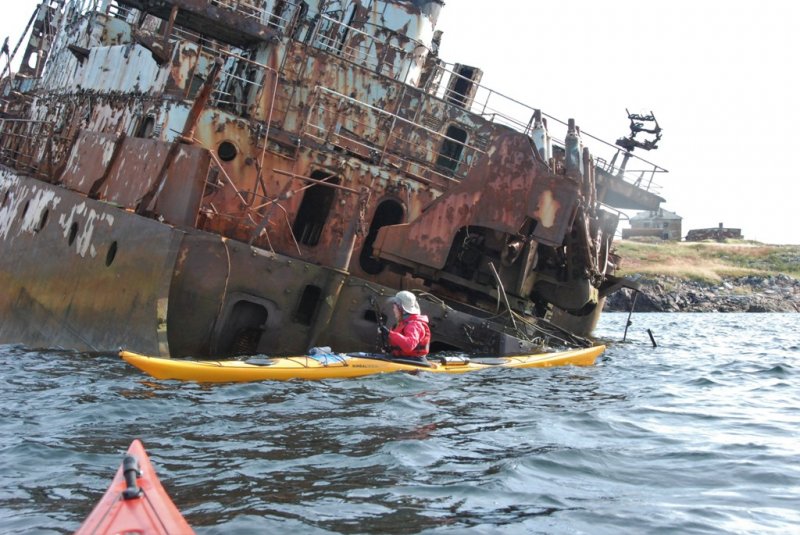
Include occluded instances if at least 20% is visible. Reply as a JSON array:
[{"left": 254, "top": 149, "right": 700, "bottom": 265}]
[{"left": 2, "top": 0, "right": 798, "bottom": 245}]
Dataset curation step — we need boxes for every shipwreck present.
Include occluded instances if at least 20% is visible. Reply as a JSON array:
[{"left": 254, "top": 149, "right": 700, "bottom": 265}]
[{"left": 0, "top": 0, "right": 666, "bottom": 357}]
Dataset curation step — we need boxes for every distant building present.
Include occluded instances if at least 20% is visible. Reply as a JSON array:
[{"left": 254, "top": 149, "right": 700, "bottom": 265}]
[
  {"left": 622, "top": 208, "right": 682, "bottom": 240},
  {"left": 685, "top": 223, "right": 742, "bottom": 241}
]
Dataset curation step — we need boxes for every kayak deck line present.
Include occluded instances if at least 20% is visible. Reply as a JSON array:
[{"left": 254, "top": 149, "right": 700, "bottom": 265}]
[
  {"left": 119, "top": 345, "right": 606, "bottom": 383},
  {"left": 75, "top": 439, "right": 194, "bottom": 535}
]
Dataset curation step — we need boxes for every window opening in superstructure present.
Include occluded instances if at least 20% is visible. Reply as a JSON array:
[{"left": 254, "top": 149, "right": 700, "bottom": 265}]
[
  {"left": 335, "top": 4, "right": 359, "bottom": 55},
  {"left": 447, "top": 66, "right": 476, "bottom": 107},
  {"left": 188, "top": 75, "right": 205, "bottom": 99},
  {"left": 269, "top": 0, "right": 289, "bottom": 29},
  {"left": 292, "top": 2, "right": 311, "bottom": 41},
  {"left": 359, "top": 199, "right": 404, "bottom": 274},
  {"left": 292, "top": 171, "right": 339, "bottom": 246},
  {"left": 436, "top": 125, "right": 467, "bottom": 172},
  {"left": 137, "top": 116, "right": 156, "bottom": 138}
]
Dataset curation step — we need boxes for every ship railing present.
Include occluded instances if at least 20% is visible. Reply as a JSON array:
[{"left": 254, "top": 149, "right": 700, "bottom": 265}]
[
  {"left": 309, "top": 14, "right": 425, "bottom": 84},
  {"left": 209, "top": 0, "right": 269, "bottom": 25},
  {"left": 60, "top": 0, "right": 99, "bottom": 25},
  {"left": 594, "top": 156, "right": 664, "bottom": 195},
  {"left": 171, "top": 25, "right": 235, "bottom": 57},
  {"left": 209, "top": 49, "right": 274, "bottom": 114},
  {"left": 262, "top": 0, "right": 305, "bottom": 33},
  {"left": 104, "top": 1, "right": 138, "bottom": 23},
  {"left": 302, "top": 86, "right": 484, "bottom": 185},
  {"left": 210, "top": 0, "right": 303, "bottom": 33},
  {"left": 163, "top": 24, "right": 275, "bottom": 115},
  {"left": 99, "top": 0, "right": 302, "bottom": 44},
  {"left": 54, "top": 1, "right": 141, "bottom": 30},
  {"left": 66, "top": 0, "right": 95, "bottom": 14},
  {"left": 0, "top": 119, "right": 61, "bottom": 179},
  {"left": 425, "top": 61, "right": 667, "bottom": 193}
]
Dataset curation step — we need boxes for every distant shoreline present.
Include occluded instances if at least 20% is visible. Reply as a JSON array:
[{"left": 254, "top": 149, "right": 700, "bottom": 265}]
[
  {"left": 605, "top": 240, "right": 800, "bottom": 312},
  {"left": 604, "top": 274, "right": 800, "bottom": 312}
]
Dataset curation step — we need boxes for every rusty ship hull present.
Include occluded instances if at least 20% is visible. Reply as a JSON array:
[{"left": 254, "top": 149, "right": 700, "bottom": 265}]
[{"left": 0, "top": 0, "right": 665, "bottom": 357}]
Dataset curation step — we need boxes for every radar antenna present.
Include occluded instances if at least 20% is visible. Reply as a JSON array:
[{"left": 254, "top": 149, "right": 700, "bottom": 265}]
[{"left": 615, "top": 109, "right": 662, "bottom": 152}]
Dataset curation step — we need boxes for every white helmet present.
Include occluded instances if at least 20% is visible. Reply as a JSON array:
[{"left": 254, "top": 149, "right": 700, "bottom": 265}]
[{"left": 390, "top": 290, "right": 420, "bottom": 314}]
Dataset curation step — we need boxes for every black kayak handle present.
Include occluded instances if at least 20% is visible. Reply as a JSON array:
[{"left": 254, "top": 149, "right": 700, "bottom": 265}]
[{"left": 121, "top": 454, "right": 142, "bottom": 500}]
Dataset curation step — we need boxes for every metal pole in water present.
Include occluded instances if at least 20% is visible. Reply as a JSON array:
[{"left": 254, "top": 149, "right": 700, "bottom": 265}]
[
  {"left": 647, "top": 329, "right": 657, "bottom": 348},
  {"left": 622, "top": 291, "right": 639, "bottom": 342}
]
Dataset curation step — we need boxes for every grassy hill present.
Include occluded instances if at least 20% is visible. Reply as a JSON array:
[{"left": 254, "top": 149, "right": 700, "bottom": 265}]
[{"left": 614, "top": 240, "right": 800, "bottom": 282}]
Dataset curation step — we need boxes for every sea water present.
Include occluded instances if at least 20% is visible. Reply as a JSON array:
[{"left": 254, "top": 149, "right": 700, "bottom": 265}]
[{"left": 0, "top": 313, "right": 798, "bottom": 534}]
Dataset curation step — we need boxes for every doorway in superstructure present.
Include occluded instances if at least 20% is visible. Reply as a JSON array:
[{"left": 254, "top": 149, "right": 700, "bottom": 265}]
[
  {"left": 292, "top": 171, "right": 339, "bottom": 246},
  {"left": 359, "top": 199, "right": 404, "bottom": 274},
  {"left": 436, "top": 125, "right": 467, "bottom": 173},
  {"left": 216, "top": 300, "right": 268, "bottom": 356}
]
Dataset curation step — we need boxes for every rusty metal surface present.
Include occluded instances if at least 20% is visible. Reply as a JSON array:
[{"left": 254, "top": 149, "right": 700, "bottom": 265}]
[
  {"left": 595, "top": 166, "right": 665, "bottom": 211},
  {"left": 373, "top": 131, "right": 578, "bottom": 270},
  {"left": 59, "top": 132, "right": 210, "bottom": 225},
  {"left": 0, "top": 172, "right": 181, "bottom": 355},
  {"left": 150, "top": 144, "right": 210, "bottom": 226},
  {"left": 0, "top": 0, "right": 667, "bottom": 355}
]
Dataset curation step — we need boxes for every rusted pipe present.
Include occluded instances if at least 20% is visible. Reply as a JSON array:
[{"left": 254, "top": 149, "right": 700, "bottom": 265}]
[
  {"left": 163, "top": 5, "right": 179, "bottom": 39},
  {"left": 622, "top": 291, "right": 639, "bottom": 342},
  {"left": 488, "top": 261, "right": 517, "bottom": 330},
  {"left": 204, "top": 147, "right": 252, "bottom": 208}
]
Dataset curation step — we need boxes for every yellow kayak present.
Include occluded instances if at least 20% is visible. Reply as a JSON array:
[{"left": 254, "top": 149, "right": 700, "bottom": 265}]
[{"left": 120, "top": 346, "right": 605, "bottom": 383}]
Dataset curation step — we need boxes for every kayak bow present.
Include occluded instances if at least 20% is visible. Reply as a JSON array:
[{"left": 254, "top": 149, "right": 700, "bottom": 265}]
[
  {"left": 75, "top": 439, "right": 194, "bottom": 535},
  {"left": 120, "top": 345, "right": 605, "bottom": 383}
]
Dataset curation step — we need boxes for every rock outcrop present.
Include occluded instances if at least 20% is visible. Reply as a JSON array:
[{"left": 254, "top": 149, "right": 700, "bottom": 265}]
[{"left": 604, "top": 274, "right": 800, "bottom": 313}]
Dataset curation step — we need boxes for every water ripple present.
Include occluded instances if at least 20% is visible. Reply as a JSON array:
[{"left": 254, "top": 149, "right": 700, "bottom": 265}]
[{"left": 1, "top": 313, "right": 799, "bottom": 533}]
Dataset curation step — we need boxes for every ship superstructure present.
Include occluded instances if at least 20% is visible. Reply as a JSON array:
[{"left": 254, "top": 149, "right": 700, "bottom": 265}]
[{"left": 0, "top": 0, "right": 665, "bottom": 356}]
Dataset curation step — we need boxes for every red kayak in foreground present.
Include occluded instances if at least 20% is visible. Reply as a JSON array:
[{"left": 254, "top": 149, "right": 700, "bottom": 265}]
[{"left": 75, "top": 439, "right": 194, "bottom": 535}]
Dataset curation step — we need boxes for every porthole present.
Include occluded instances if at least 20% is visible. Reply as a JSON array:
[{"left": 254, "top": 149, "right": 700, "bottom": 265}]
[
  {"left": 68, "top": 221, "right": 79, "bottom": 246},
  {"left": 36, "top": 209, "right": 49, "bottom": 232},
  {"left": 218, "top": 141, "right": 238, "bottom": 162},
  {"left": 105, "top": 241, "right": 118, "bottom": 267},
  {"left": 1, "top": 189, "right": 9, "bottom": 208},
  {"left": 20, "top": 200, "right": 30, "bottom": 220}
]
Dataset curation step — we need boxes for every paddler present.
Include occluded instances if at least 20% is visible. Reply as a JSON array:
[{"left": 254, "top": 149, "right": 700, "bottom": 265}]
[{"left": 379, "top": 291, "right": 431, "bottom": 362}]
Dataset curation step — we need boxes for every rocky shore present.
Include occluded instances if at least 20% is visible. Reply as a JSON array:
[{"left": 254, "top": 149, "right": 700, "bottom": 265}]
[{"left": 604, "top": 274, "right": 800, "bottom": 313}]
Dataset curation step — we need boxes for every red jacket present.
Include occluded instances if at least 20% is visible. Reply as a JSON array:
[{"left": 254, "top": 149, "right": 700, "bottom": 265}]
[{"left": 388, "top": 314, "right": 431, "bottom": 358}]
